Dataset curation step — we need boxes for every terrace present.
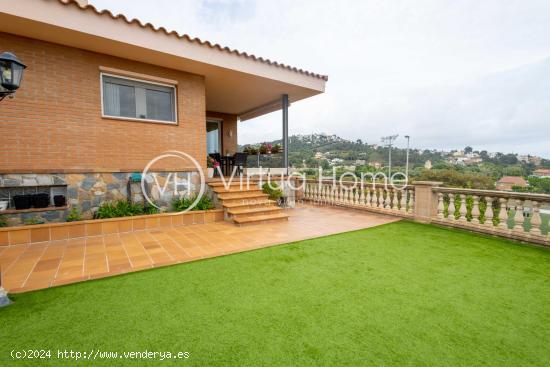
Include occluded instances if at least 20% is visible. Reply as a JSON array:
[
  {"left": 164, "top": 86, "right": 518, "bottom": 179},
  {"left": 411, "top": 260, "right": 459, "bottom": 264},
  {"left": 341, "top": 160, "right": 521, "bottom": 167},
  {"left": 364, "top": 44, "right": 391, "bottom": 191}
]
[
  {"left": 1, "top": 216, "right": 548, "bottom": 366},
  {"left": 1, "top": 179, "right": 549, "bottom": 294}
]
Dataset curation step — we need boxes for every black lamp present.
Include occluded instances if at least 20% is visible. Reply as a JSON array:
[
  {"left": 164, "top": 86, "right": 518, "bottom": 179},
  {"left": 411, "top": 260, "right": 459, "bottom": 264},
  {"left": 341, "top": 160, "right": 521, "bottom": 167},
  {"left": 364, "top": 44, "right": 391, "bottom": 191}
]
[{"left": 0, "top": 52, "right": 27, "bottom": 101}]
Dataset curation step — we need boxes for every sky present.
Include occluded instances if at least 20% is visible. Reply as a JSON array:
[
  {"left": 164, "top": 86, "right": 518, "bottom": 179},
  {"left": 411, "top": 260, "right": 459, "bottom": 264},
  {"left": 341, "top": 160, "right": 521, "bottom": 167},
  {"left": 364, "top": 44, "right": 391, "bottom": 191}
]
[{"left": 91, "top": 0, "right": 550, "bottom": 158}]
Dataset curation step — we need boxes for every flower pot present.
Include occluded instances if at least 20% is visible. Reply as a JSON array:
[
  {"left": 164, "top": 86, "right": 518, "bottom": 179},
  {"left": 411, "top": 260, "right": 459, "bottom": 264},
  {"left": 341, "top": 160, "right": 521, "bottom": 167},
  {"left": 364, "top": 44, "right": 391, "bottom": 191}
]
[
  {"left": 13, "top": 195, "right": 32, "bottom": 210},
  {"left": 0, "top": 200, "right": 8, "bottom": 211},
  {"left": 54, "top": 195, "right": 66, "bottom": 207},
  {"left": 31, "top": 193, "right": 50, "bottom": 208},
  {"left": 207, "top": 167, "right": 214, "bottom": 179}
]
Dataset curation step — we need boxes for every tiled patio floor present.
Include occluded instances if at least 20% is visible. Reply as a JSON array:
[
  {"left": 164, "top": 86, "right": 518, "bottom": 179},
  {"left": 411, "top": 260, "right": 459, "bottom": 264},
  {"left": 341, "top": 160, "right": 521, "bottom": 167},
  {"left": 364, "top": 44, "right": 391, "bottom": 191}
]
[{"left": 0, "top": 204, "right": 400, "bottom": 293}]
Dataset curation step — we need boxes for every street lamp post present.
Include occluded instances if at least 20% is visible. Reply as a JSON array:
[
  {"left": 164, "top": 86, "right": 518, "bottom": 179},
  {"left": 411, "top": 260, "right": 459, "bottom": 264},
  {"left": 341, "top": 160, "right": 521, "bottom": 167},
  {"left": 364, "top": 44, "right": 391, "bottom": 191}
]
[
  {"left": 381, "top": 134, "right": 399, "bottom": 177},
  {"left": 0, "top": 52, "right": 27, "bottom": 101},
  {"left": 405, "top": 135, "right": 410, "bottom": 178},
  {"left": 0, "top": 265, "right": 11, "bottom": 307}
]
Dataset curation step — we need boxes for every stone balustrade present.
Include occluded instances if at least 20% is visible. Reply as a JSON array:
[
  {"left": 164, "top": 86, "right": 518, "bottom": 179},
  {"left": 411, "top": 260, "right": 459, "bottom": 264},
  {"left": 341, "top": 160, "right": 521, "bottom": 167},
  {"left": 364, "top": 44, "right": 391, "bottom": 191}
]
[
  {"left": 432, "top": 187, "right": 550, "bottom": 246},
  {"left": 298, "top": 179, "right": 550, "bottom": 247},
  {"left": 302, "top": 179, "right": 415, "bottom": 218}
]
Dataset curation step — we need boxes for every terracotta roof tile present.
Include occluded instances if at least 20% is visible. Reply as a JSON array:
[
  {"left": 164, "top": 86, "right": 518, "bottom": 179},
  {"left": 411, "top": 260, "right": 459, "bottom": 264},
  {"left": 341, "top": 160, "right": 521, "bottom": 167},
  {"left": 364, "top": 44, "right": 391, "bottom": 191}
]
[
  {"left": 57, "top": 0, "right": 328, "bottom": 81},
  {"left": 497, "top": 176, "right": 527, "bottom": 185}
]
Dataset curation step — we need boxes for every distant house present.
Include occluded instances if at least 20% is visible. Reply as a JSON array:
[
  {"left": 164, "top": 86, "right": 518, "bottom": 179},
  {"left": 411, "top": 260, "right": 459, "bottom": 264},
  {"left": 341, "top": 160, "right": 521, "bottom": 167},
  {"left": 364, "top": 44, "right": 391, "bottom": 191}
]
[
  {"left": 532, "top": 169, "right": 550, "bottom": 178},
  {"left": 355, "top": 159, "right": 366, "bottom": 166},
  {"left": 314, "top": 152, "right": 325, "bottom": 160},
  {"left": 424, "top": 160, "right": 432, "bottom": 169},
  {"left": 496, "top": 176, "right": 528, "bottom": 191}
]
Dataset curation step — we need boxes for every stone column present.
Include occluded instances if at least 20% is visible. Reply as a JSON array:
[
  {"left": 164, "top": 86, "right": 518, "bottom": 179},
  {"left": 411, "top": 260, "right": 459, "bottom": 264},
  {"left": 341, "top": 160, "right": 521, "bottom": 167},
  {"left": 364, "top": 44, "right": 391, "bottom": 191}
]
[{"left": 412, "top": 181, "right": 443, "bottom": 223}]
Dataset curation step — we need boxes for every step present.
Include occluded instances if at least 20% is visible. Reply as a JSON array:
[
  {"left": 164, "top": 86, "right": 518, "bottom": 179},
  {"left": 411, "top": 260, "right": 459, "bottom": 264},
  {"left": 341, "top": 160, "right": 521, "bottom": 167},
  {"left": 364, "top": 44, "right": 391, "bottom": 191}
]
[
  {"left": 217, "top": 192, "right": 268, "bottom": 201},
  {"left": 227, "top": 206, "right": 285, "bottom": 219},
  {"left": 222, "top": 200, "right": 277, "bottom": 209},
  {"left": 208, "top": 180, "right": 260, "bottom": 188},
  {"left": 233, "top": 212, "right": 290, "bottom": 226},
  {"left": 212, "top": 187, "right": 263, "bottom": 194}
]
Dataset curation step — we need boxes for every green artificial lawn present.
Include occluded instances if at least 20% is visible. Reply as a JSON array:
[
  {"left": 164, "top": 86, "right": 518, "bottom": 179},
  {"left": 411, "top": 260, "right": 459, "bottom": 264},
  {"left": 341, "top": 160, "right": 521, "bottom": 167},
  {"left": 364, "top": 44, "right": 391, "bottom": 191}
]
[{"left": 1, "top": 221, "right": 549, "bottom": 366}]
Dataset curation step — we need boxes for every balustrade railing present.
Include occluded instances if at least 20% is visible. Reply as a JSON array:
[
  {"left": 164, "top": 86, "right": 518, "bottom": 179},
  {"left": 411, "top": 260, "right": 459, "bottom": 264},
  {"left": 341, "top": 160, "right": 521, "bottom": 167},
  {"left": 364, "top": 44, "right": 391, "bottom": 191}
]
[
  {"left": 298, "top": 179, "right": 549, "bottom": 246},
  {"left": 433, "top": 188, "right": 550, "bottom": 245},
  {"left": 302, "top": 180, "right": 414, "bottom": 217}
]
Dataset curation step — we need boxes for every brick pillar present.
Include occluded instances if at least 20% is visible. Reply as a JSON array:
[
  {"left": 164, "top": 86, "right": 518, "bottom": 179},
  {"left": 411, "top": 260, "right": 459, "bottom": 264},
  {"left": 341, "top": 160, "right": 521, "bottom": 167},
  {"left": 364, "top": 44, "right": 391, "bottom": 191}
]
[{"left": 413, "top": 181, "right": 442, "bottom": 223}]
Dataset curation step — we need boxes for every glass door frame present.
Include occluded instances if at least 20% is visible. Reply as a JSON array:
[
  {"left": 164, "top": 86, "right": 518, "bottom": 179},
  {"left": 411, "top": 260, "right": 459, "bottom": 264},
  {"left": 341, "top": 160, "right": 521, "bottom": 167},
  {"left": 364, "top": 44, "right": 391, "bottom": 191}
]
[{"left": 206, "top": 119, "right": 223, "bottom": 154}]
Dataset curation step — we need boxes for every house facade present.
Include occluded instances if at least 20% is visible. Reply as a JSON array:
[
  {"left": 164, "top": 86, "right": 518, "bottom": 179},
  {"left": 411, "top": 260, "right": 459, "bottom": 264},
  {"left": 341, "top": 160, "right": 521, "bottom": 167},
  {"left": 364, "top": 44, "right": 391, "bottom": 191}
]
[
  {"left": 496, "top": 176, "right": 528, "bottom": 191},
  {"left": 0, "top": 0, "right": 327, "bottom": 224}
]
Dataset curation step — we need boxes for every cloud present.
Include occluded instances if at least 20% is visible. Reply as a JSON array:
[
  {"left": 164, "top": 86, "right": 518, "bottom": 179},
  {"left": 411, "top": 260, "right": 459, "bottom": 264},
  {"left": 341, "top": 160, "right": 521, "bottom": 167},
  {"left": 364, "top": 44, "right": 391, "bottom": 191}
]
[{"left": 90, "top": 0, "right": 550, "bottom": 157}]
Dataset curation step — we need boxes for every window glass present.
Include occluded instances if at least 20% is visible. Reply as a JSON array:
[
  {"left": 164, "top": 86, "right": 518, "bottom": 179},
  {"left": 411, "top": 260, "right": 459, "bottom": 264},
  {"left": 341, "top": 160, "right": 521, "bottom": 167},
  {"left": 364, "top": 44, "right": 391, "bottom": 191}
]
[{"left": 102, "top": 75, "right": 176, "bottom": 123}]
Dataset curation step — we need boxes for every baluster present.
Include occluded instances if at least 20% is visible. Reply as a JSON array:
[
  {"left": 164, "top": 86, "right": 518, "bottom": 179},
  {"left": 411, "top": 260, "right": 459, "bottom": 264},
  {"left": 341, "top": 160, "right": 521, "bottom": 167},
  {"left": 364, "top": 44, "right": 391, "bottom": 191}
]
[
  {"left": 458, "top": 194, "right": 468, "bottom": 222},
  {"left": 366, "top": 189, "right": 372, "bottom": 207},
  {"left": 530, "top": 201, "right": 542, "bottom": 236},
  {"left": 513, "top": 199, "right": 525, "bottom": 232},
  {"left": 313, "top": 185, "right": 319, "bottom": 201},
  {"left": 359, "top": 188, "right": 365, "bottom": 206},
  {"left": 471, "top": 195, "right": 480, "bottom": 225},
  {"left": 355, "top": 188, "right": 360, "bottom": 205},
  {"left": 437, "top": 193, "right": 445, "bottom": 219},
  {"left": 485, "top": 197, "right": 494, "bottom": 229},
  {"left": 344, "top": 187, "right": 349, "bottom": 205},
  {"left": 498, "top": 198, "right": 509, "bottom": 230},
  {"left": 329, "top": 185, "right": 334, "bottom": 205},
  {"left": 448, "top": 195, "right": 456, "bottom": 221},
  {"left": 400, "top": 191, "right": 407, "bottom": 212},
  {"left": 408, "top": 190, "right": 415, "bottom": 213}
]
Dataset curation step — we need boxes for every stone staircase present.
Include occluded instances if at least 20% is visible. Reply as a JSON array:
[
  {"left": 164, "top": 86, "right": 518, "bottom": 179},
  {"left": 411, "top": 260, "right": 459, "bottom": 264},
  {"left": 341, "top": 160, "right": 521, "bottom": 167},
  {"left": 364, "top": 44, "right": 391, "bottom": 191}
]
[{"left": 208, "top": 179, "right": 289, "bottom": 226}]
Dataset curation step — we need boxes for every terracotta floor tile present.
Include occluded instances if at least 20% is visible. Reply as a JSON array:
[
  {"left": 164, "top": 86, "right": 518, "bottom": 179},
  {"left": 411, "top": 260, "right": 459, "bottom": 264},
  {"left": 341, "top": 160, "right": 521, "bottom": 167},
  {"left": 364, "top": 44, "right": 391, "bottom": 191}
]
[{"left": 0, "top": 205, "right": 399, "bottom": 292}]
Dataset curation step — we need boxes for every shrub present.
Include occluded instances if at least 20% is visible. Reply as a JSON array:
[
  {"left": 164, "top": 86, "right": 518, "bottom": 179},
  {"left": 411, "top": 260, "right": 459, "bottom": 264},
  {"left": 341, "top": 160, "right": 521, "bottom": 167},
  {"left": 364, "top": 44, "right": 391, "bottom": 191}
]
[
  {"left": 95, "top": 200, "right": 150, "bottom": 219},
  {"left": 172, "top": 195, "right": 214, "bottom": 212},
  {"left": 66, "top": 207, "right": 83, "bottom": 222},
  {"left": 143, "top": 203, "right": 160, "bottom": 215},
  {"left": 262, "top": 182, "right": 283, "bottom": 201},
  {"left": 0, "top": 215, "right": 7, "bottom": 228},
  {"left": 24, "top": 217, "right": 45, "bottom": 225}
]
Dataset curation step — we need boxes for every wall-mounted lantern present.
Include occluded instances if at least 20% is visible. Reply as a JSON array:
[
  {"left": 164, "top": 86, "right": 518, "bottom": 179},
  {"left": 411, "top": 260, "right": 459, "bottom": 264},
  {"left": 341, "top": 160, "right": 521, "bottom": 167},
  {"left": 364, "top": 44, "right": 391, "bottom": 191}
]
[{"left": 0, "top": 52, "right": 27, "bottom": 101}]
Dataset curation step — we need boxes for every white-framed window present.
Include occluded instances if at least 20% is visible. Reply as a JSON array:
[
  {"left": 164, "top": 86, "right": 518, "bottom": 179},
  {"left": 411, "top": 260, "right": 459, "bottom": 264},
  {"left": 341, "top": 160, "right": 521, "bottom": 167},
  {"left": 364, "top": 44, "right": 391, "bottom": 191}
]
[{"left": 100, "top": 73, "right": 177, "bottom": 124}]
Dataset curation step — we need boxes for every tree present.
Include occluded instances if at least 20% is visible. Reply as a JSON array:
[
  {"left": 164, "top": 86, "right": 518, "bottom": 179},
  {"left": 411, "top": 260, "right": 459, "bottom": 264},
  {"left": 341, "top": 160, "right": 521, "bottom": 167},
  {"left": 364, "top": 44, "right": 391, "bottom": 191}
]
[{"left": 464, "top": 146, "right": 473, "bottom": 154}]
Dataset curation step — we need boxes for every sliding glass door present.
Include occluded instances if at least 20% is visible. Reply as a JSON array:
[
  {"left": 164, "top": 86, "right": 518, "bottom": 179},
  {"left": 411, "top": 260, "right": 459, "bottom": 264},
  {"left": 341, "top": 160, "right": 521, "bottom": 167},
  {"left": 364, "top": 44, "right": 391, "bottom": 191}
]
[{"left": 206, "top": 120, "right": 221, "bottom": 154}]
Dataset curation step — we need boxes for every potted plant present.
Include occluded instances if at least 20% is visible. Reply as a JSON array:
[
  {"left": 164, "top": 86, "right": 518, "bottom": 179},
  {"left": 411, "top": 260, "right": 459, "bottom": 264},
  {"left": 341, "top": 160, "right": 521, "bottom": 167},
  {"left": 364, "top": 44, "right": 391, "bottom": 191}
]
[
  {"left": 259, "top": 143, "right": 268, "bottom": 155},
  {"left": 207, "top": 156, "right": 215, "bottom": 178},
  {"left": 266, "top": 143, "right": 273, "bottom": 154},
  {"left": 249, "top": 146, "right": 258, "bottom": 155},
  {"left": 13, "top": 194, "right": 31, "bottom": 210},
  {"left": 271, "top": 143, "right": 281, "bottom": 154},
  {"left": 54, "top": 195, "right": 66, "bottom": 207},
  {"left": 31, "top": 193, "right": 50, "bottom": 208}
]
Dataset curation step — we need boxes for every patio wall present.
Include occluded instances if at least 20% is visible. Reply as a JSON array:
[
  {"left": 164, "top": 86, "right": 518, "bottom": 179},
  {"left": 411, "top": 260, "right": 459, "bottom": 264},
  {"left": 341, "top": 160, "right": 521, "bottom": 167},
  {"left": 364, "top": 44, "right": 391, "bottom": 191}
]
[
  {"left": 0, "top": 209, "right": 224, "bottom": 247},
  {"left": 0, "top": 171, "right": 200, "bottom": 225}
]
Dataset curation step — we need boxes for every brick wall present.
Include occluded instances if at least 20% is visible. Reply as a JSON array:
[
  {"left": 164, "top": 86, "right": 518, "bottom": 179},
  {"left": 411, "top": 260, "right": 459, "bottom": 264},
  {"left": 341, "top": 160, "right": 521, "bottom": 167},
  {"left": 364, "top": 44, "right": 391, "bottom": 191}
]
[{"left": 0, "top": 33, "right": 207, "bottom": 173}]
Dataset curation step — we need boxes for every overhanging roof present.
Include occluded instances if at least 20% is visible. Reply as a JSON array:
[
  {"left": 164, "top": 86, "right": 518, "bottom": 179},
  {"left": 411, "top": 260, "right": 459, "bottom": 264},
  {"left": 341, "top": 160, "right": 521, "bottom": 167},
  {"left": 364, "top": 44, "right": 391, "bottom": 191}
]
[{"left": 0, "top": 0, "right": 327, "bottom": 120}]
